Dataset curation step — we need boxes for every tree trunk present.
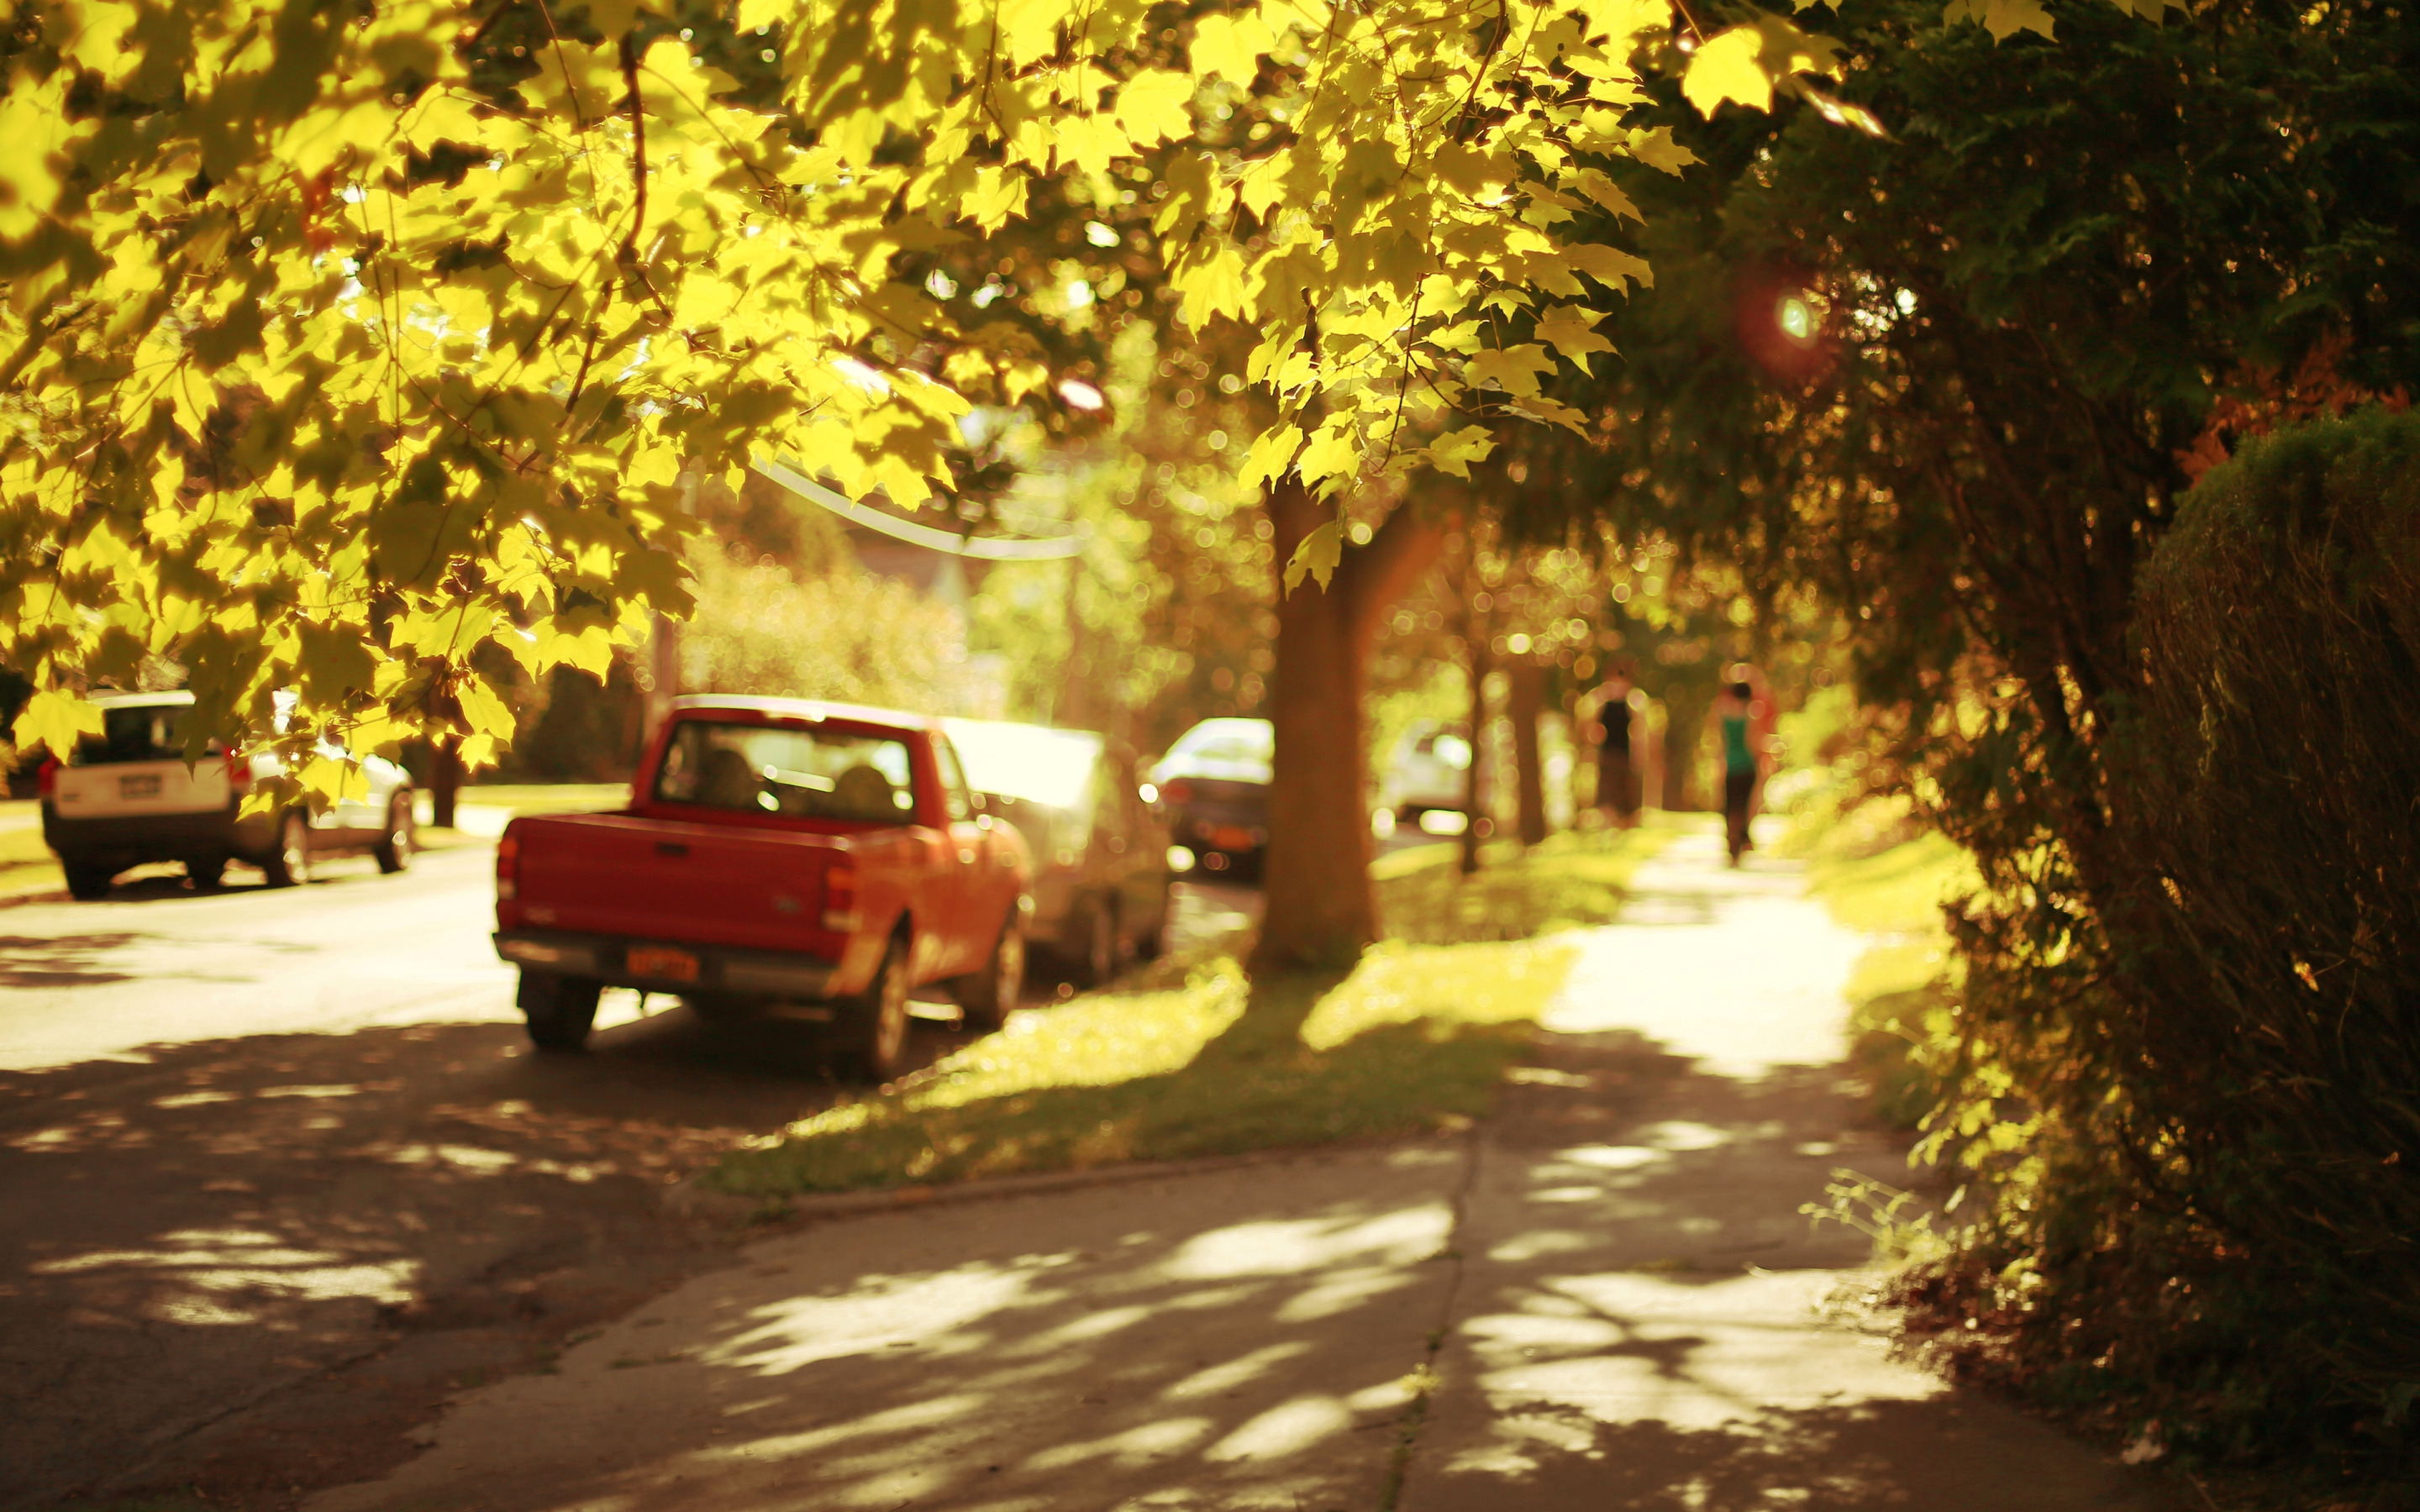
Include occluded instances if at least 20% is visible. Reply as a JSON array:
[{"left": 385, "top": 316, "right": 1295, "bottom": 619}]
[
  {"left": 430, "top": 735, "right": 464, "bottom": 829},
  {"left": 1251, "top": 480, "right": 1441, "bottom": 973},
  {"left": 1460, "top": 590, "right": 1492, "bottom": 876},
  {"left": 1508, "top": 662, "right": 1548, "bottom": 847}
]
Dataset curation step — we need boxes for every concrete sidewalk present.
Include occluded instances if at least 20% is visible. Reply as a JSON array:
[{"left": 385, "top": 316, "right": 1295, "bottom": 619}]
[
  {"left": 308, "top": 830, "right": 2170, "bottom": 1512},
  {"left": 1401, "top": 831, "right": 2165, "bottom": 1509}
]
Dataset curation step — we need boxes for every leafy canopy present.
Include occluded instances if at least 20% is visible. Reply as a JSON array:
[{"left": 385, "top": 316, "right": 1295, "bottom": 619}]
[{"left": 0, "top": 0, "right": 2130, "bottom": 789}]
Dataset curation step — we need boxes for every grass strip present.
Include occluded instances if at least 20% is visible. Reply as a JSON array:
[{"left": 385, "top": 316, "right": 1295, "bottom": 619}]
[
  {"left": 1801, "top": 807, "right": 1979, "bottom": 1130},
  {"left": 710, "top": 829, "right": 1668, "bottom": 1199}
]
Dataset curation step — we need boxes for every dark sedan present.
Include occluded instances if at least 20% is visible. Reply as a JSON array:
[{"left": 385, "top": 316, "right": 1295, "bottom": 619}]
[
  {"left": 1147, "top": 717, "right": 1271, "bottom": 879},
  {"left": 944, "top": 718, "right": 1170, "bottom": 986}
]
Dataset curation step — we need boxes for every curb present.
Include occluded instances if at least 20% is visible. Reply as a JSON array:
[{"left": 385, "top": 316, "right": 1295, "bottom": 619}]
[{"left": 666, "top": 1134, "right": 1465, "bottom": 1226}]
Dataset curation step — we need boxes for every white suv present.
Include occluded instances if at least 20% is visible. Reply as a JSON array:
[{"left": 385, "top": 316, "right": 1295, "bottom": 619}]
[{"left": 39, "top": 690, "right": 416, "bottom": 900}]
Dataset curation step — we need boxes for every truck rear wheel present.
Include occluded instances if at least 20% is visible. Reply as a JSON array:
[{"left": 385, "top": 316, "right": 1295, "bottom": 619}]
[
  {"left": 519, "top": 971, "right": 602, "bottom": 1053},
  {"left": 837, "top": 936, "right": 913, "bottom": 1081},
  {"left": 62, "top": 860, "right": 114, "bottom": 901},
  {"left": 954, "top": 921, "right": 1026, "bottom": 1032}
]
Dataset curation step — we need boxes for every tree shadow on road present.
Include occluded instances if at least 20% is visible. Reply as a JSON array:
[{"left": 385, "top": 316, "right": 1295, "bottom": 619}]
[
  {"left": 0, "top": 1002, "right": 996, "bottom": 1511},
  {"left": 0, "top": 932, "right": 139, "bottom": 986}
]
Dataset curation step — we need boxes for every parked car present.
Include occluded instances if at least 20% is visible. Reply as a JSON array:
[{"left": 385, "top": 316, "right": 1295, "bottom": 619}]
[
  {"left": 1149, "top": 717, "right": 1272, "bottom": 877},
  {"left": 1378, "top": 719, "right": 1474, "bottom": 833},
  {"left": 944, "top": 717, "right": 1168, "bottom": 985},
  {"left": 493, "top": 695, "right": 1032, "bottom": 1076},
  {"left": 39, "top": 690, "right": 416, "bottom": 900}
]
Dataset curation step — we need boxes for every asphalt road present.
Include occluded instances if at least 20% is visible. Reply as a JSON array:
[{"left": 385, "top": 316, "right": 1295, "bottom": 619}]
[{"left": 0, "top": 840, "right": 1259, "bottom": 1511}]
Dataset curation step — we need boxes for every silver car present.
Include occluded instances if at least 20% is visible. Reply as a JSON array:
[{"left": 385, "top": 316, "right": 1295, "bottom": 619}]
[
  {"left": 39, "top": 690, "right": 416, "bottom": 900},
  {"left": 1379, "top": 719, "right": 1473, "bottom": 832}
]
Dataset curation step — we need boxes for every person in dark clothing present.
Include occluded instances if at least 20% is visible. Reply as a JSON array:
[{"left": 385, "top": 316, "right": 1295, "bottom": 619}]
[
  {"left": 1596, "top": 667, "right": 1641, "bottom": 828},
  {"left": 1715, "top": 678, "right": 1760, "bottom": 865}
]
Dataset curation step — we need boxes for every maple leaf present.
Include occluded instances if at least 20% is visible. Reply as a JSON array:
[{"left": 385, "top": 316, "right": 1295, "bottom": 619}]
[
  {"left": 1468, "top": 345, "right": 1556, "bottom": 397},
  {"left": 1534, "top": 306, "right": 1617, "bottom": 373},
  {"left": 1683, "top": 26, "right": 1772, "bottom": 115},
  {"left": 1283, "top": 521, "right": 1344, "bottom": 592},
  {"left": 1428, "top": 426, "right": 1497, "bottom": 480},
  {"left": 11, "top": 690, "right": 104, "bottom": 761}
]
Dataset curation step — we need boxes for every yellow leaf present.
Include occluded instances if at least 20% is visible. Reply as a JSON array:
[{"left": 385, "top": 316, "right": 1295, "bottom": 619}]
[
  {"left": 1534, "top": 306, "right": 1616, "bottom": 373},
  {"left": 628, "top": 443, "right": 681, "bottom": 487},
  {"left": 1055, "top": 116, "right": 1133, "bottom": 181},
  {"left": 297, "top": 619, "right": 378, "bottom": 703},
  {"left": 1681, "top": 26, "right": 1771, "bottom": 115},
  {"left": 1283, "top": 520, "right": 1343, "bottom": 592},
  {"left": 1116, "top": 71, "right": 1197, "bottom": 145},
  {"left": 1240, "top": 424, "right": 1304, "bottom": 488},
  {"left": 965, "top": 165, "right": 1029, "bottom": 232},
  {"left": 458, "top": 675, "right": 516, "bottom": 741},
  {"left": 1177, "top": 245, "right": 1249, "bottom": 330},
  {"left": 11, "top": 690, "right": 104, "bottom": 760},
  {"left": 1191, "top": 11, "right": 1276, "bottom": 87},
  {"left": 1297, "top": 422, "right": 1360, "bottom": 487},
  {"left": 1467, "top": 344, "right": 1555, "bottom": 397},
  {"left": 1943, "top": 0, "right": 2058, "bottom": 39},
  {"left": 997, "top": 0, "right": 1064, "bottom": 66},
  {"left": 1428, "top": 425, "right": 1496, "bottom": 480},
  {"left": 1562, "top": 244, "right": 1653, "bottom": 294},
  {"left": 1627, "top": 126, "right": 1702, "bottom": 176},
  {"left": 1568, "top": 167, "right": 1641, "bottom": 223}
]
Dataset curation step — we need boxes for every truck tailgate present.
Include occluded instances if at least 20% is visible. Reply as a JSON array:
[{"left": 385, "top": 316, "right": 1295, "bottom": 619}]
[
  {"left": 53, "top": 759, "right": 230, "bottom": 819},
  {"left": 510, "top": 812, "right": 848, "bottom": 953}
]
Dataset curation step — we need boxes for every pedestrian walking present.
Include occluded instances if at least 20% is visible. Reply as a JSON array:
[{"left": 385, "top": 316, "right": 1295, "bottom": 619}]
[
  {"left": 1714, "top": 677, "right": 1760, "bottom": 865},
  {"left": 1596, "top": 664, "right": 1642, "bottom": 829}
]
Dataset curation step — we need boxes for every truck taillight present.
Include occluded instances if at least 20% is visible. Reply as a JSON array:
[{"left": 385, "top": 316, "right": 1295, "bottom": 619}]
[
  {"left": 224, "top": 753, "right": 252, "bottom": 793},
  {"left": 36, "top": 759, "right": 58, "bottom": 798},
  {"left": 822, "top": 861, "right": 860, "bottom": 932},
  {"left": 1159, "top": 780, "right": 1192, "bottom": 805},
  {"left": 496, "top": 828, "right": 519, "bottom": 901}
]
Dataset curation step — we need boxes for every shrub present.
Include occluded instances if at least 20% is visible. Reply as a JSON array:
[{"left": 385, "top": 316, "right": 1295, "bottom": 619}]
[{"left": 1890, "top": 407, "right": 2420, "bottom": 1480}]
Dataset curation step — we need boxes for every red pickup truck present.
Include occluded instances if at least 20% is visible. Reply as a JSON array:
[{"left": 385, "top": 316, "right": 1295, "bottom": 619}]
[{"left": 492, "top": 696, "right": 1031, "bottom": 1078}]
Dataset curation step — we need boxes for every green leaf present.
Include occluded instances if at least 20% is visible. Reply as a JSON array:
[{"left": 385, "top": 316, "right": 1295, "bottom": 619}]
[{"left": 1283, "top": 520, "right": 1344, "bottom": 592}]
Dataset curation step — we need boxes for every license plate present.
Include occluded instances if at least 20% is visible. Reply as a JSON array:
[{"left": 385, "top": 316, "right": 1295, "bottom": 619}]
[
  {"left": 1206, "top": 824, "right": 1255, "bottom": 851},
  {"left": 119, "top": 773, "right": 161, "bottom": 799},
  {"left": 626, "top": 945, "right": 700, "bottom": 984}
]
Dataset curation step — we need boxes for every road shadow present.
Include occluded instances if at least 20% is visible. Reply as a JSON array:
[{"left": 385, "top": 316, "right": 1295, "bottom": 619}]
[
  {"left": 0, "top": 932, "right": 140, "bottom": 987},
  {"left": 0, "top": 1002, "right": 1008, "bottom": 1512}
]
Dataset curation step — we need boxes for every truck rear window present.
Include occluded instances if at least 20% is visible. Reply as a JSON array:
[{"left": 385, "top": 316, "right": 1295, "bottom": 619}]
[
  {"left": 653, "top": 720, "right": 918, "bottom": 823},
  {"left": 75, "top": 704, "right": 201, "bottom": 765}
]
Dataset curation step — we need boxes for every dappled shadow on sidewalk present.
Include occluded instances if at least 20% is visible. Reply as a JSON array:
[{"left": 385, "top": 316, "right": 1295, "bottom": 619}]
[
  {"left": 1394, "top": 1003, "right": 2174, "bottom": 1509},
  {"left": 0, "top": 1003, "right": 992, "bottom": 1509},
  {"left": 310, "top": 1142, "right": 1471, "bottom": 1512}
]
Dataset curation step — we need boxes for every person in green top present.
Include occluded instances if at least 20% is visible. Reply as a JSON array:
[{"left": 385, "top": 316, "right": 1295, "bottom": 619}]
[{"left": 1714, "top": 678, "right": 1761, "bottom": 866}]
